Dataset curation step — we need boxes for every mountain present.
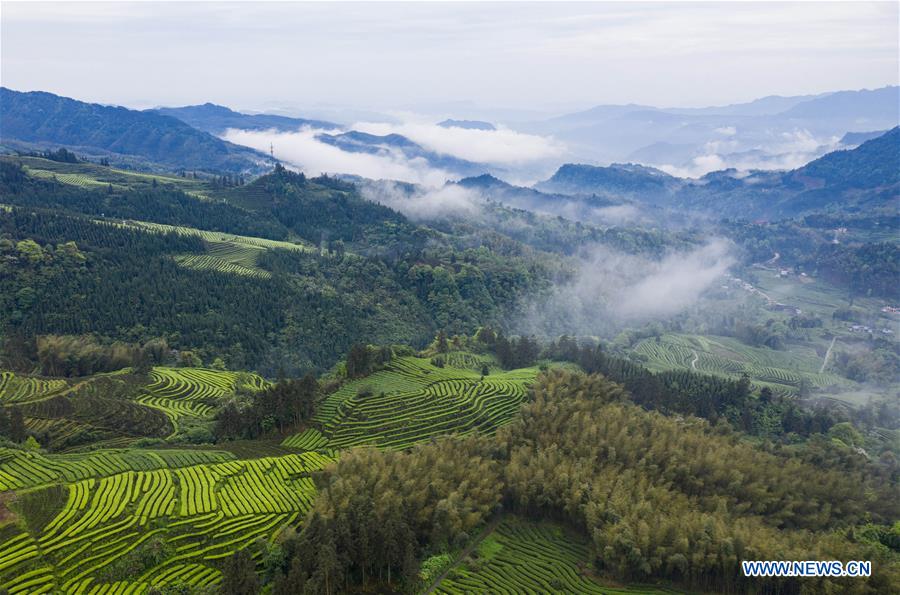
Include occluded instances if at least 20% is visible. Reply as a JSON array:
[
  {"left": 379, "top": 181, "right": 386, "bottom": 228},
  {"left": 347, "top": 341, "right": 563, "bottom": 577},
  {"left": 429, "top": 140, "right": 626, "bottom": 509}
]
[
  {"left": 533, "top": 128, "right": 900, "bottom": 220},
  {"left": 153, "top": 103, "right": 340, "bottom": 134},
  {"left": 0, "top": 88, "right": 266, "bottom": 173},
  {"left": 663, "top": 93, "right": 827, "bottom": 117},
  {"left": 517, "top": 86, "right": 900, "bottom": 169},
  {"left": 788, "top": 126, "right": 900, "bottom": 191},
  {"left": 456, "top": 173, "right": 639, "bottom": 227},
  {"left": 839, "top": 130, "right": 890, "bottom": 146},
  {"left": 534, "top": 162, "right": 680, "bottom": 200},
  {"left": 438, "top": 119, "right": 496, "bottom": 131},
  {"left": 780, "top": 86, "right": 899, "bottom": 122},
  {"left": 315, "top": 130, "right": 488, "bottom": 177},
  {"left": 684, "top": 127, "right": 900, "bottom": 218}
]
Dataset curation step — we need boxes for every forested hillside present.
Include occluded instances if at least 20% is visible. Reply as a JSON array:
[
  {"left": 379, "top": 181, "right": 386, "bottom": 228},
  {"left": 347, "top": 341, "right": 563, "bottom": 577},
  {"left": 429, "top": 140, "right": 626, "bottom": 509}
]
[
  {"left": 0, "top": 88, "right": 268, "bottom": 173},
  {"left": 0, "top": 157, "right": 558, "bottom": 373}
]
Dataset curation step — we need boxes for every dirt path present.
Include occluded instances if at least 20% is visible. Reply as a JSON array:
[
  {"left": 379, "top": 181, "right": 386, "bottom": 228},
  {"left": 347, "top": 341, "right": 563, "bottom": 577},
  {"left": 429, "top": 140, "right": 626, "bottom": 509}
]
[
  {"left": 422, "top": 516, "right": 503, "bottom": 595},
  {"left": 820, "top": 337, "right": 837, "bottom": 374},
  {"left": 691, "top": 351, "right": 699, "bottom": 371}
]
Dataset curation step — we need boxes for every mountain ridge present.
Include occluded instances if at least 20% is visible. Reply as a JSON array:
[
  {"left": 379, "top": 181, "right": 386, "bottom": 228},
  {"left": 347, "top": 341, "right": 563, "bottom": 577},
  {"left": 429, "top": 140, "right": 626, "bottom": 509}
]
[{"left": 0, "top": 88, "right": 268, "bottom": 173}]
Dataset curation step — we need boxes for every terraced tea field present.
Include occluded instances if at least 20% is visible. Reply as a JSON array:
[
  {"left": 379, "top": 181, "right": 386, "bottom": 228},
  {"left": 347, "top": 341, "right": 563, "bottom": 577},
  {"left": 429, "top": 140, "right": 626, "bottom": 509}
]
[
  {"left": 24, "top": 168, "right": 125, "bottom": 190},
  {"left": 0, "top": 372, "right": 69, "bottom": 404},
  {"left": 123, "top": 220, "right": 314, "bottom": 253},
  {"left": 139, "top": 367, "right": 268, "bottom": 433},
  {"left": 174, "top": 253, "right": 272, "bottom": 279},
  {"left": 0, "top": 451, "right": 332, "bottom": 594},
  {"left": 634, "top": 333, "right": 846, "bottom": 396},
  {"left": 432, "top": 517, "right": 680, "bottom": 595},
  {"left": 115, "top": 219, "right": 317, "bottom": 277},
  {"left": 0, "top": 447, "right": 236, "bottom": 491},
  {"left": 3, "top": 367, "right": 268, "bottom": 448},
  {"left": 285, "top": 356, "right": 537, "bottom": 451},
  {"left": 13, "top": 156, "right": 209, "bottom": 196}
]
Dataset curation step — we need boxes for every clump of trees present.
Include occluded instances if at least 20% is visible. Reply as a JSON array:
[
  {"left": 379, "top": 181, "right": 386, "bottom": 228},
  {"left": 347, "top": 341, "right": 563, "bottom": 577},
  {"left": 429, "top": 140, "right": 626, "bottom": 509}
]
[
  {"left": 25, "top": 147, "right": 80, "bottom": 163},
  {"left": 0, "top": 407, "right": 27, "bottom": 444},
  {"left": 266, "top": 437, "right": 501, "bottom": 594},
  {"left": 215, "top": 374, "right": 318, "bottom": 440},
  {"left": 345, "top": 344, "right": 393, "bottom": 379},
  {"left": 35, "top": 335, "right": 171, "bottom": 376}
]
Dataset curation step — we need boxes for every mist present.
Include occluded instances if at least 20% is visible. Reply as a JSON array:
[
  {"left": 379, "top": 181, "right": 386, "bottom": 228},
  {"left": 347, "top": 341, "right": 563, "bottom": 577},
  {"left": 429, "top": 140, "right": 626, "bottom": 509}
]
[
  {"left": 353, "top": 120, "right": 565, "bottom": 169},
  {"left": 223, "top": 127, "right": 454, "bottom": 186},
  {"left": 656, "top": 129, "right": 843, "bottom": 178},
  {"left": 359, "top": 180, "right": 484, "bottom": 221},
  {"left": 517, "top": 239, "right": 736, "bottom": 336}
]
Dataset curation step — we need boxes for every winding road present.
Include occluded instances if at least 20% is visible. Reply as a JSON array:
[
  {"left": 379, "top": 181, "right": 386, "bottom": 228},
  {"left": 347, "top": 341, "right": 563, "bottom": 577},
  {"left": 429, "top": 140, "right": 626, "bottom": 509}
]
[{"left": 819, "top": 337, "right": 837, "bottom": 374}]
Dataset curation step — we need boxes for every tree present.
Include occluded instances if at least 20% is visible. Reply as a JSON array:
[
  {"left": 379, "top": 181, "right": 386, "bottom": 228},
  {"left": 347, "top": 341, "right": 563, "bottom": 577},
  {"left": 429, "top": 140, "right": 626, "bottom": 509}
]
[
  {"left": 346, "top": 344, "right": 370, "bottom": 378},
  {"left": 8, "top": 409, "right": 25, "bottom": 443},
  {"left": 219, "top": 549, "right": 260, "bottom": 595},
  {"left": 435, "top": 330, "right": 448, "bottom": 354}
]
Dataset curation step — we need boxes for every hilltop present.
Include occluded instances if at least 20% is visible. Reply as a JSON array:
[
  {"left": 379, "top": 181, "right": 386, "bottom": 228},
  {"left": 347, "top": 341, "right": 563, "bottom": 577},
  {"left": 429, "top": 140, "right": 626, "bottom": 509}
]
[
  {"left": 153, "top": 103, "right": 341, "bottom": 135},
  {"left": 0, "top": 88, "right": 268, "bottom": 173}
]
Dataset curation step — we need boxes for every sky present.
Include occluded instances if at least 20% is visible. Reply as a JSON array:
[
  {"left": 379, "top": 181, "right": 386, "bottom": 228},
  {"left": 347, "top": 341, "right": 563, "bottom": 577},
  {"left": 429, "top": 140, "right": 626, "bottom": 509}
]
[{"left": 2, "top": 1, "right": 898, "bottom": 117}]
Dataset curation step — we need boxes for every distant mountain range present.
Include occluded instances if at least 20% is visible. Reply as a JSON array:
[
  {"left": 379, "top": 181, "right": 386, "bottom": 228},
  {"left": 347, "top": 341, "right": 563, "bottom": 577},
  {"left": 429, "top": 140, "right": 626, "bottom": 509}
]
[
  {"left": 532, "top": 127, "right": 900, "bottom": 220},
  {"left": 438, "top": 119, "right": 496, "bottom": 131},
  {"left": 517, "top": 86, "right": 900, "bottom": 173},
  {"left": 152, "top": 103, "right": 341, "bottom": 135},
  {"left": 0, "top": 88, "right": 269, "bottom": 173}
]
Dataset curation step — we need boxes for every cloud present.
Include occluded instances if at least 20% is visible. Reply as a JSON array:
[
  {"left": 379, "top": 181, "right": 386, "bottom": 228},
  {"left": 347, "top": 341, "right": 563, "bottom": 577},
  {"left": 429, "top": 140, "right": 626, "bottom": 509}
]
[
  {"left": 657, "top": 129, "right": 842, "bottom": 178},
  {"left": 609, "top": 240, "right": 735, "bottom": 319},
  {"left": 715, "top": 126, "right": 737, "bottom": 136},
  {"left": 352, "top": 120, "right": 566, "bottom": 166},
  {"left": 359, "top": 181, "right": 484, "bottom": 221},
  {"left": 223, "top": 127, "right": 452, "bottom": 186},
  {"left": 517, "top": 239, "right": 736, "bottom": 335}
]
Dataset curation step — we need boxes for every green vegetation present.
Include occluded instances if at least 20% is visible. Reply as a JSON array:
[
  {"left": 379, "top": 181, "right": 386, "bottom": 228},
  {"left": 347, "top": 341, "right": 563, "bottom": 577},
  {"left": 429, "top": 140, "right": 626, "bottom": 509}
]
[
  {"left": 0, "top": 372, "right": 68, "bottom": 404},
  {"left": 434, "top": 517, "right": 680, "bottom": 594},
  {"left": 284, "top": 355, "right": 536, "bottom": 451},
  {"left": 0, "top": 119, "right": 895, "bottom": 595},
  {"left": 634, "top": 332, "right": 844, "bottom": 396},
  {"left": 0, "top": 451, "right": 331, "bottom": 594},
  {"left": 1, "top": 161, "right": 558, "bottom": 373}
]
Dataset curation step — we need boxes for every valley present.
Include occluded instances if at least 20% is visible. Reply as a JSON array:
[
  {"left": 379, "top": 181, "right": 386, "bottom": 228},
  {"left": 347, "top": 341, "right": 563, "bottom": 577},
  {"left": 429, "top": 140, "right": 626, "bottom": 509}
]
[{"left": 0, "top": 5, "right": 898, "bottom": 592}]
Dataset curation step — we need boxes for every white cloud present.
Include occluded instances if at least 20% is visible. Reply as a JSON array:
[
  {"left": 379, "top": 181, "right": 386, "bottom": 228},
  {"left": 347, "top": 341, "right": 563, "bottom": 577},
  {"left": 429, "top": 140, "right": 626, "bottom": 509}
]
[
  {"left": 657, "top": 128, "right": 843, "bottom": 178},
  {"left": 223, "top": 127, "right": 452, "bottom": 186},
  {"left": 360, "top": 182, "right": 483, "bottom": 221},
  {"left": 352, "top": 120, "right": 566, "bottom": 165},
  {"left": 517, "top": 239, "right": 736, "bottom": 335}
]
